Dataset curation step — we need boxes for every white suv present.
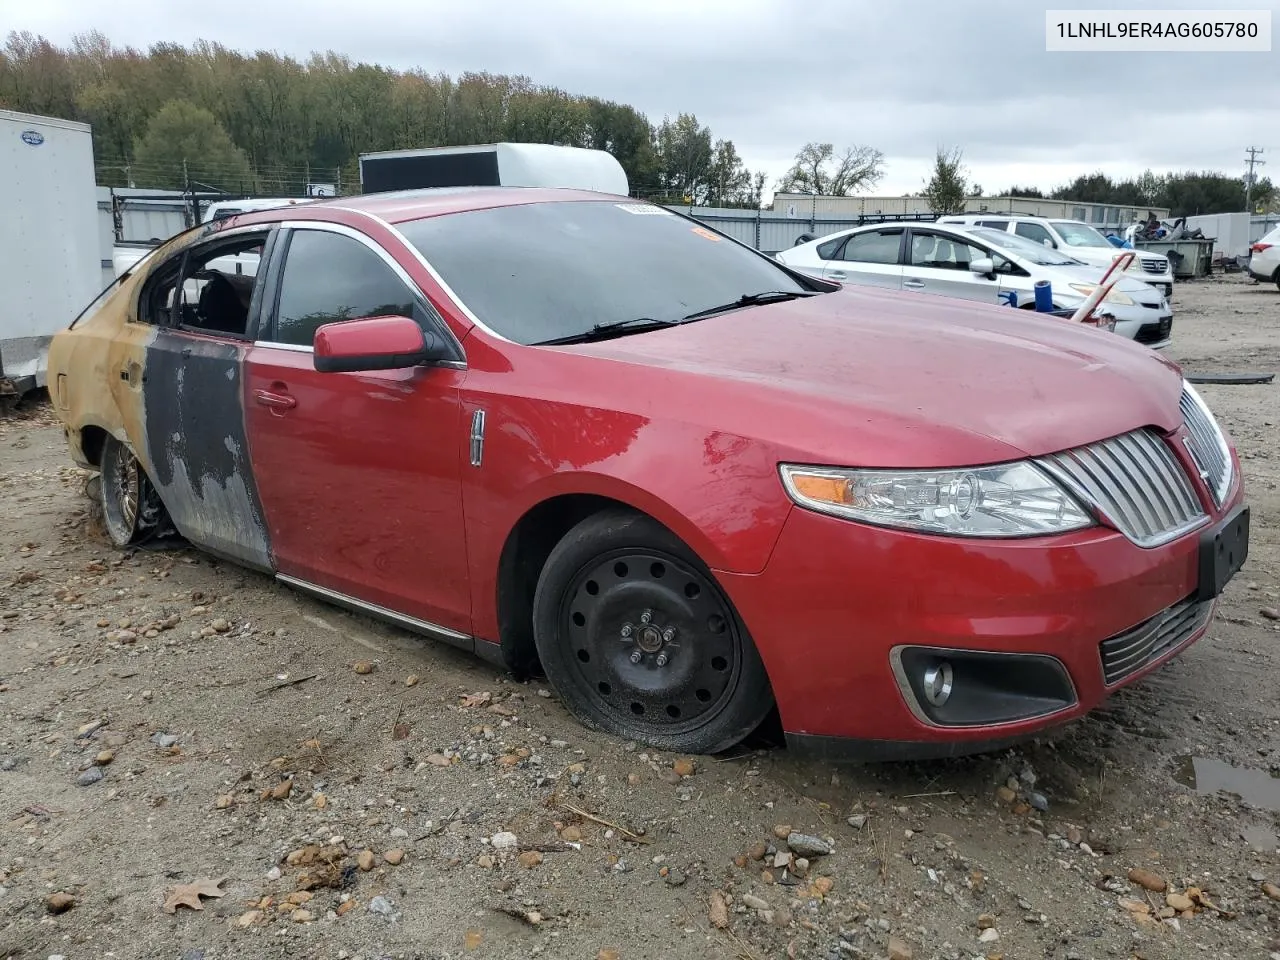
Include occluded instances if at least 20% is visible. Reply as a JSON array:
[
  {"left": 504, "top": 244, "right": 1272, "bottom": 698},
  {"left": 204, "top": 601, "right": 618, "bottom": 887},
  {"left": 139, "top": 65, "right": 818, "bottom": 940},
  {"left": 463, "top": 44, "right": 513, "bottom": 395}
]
[{"left": 937, "top": 214, "right": 1174, "bottom": 298}]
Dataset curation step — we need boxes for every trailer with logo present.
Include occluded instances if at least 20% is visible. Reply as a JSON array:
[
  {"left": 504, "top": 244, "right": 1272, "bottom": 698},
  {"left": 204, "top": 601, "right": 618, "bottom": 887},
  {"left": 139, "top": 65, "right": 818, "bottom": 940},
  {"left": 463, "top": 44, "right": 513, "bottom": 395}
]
[{"left": 0, "top": 109, "right": 102, "bottom": 402}]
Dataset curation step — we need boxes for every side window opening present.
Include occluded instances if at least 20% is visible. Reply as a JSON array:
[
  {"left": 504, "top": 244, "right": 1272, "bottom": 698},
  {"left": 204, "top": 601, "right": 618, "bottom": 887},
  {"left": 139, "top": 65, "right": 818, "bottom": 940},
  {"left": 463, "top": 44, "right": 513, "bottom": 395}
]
[
  {"left": 909, "top": 233, "right": 985, "bottom": 271},
  {"left": 138, "top": 256, "right": 184, "bottom": 326},
  {"left": 175, "top": 234, "right": 269, "bottom": 337},
  {"left": 269, "top": 230, "right": 421, "bottom": 348},
  {"left": 816, "top": 237, "right": 843, "bottom": 260},
  {"left": 839, "top": 230, "right": 903, "bottom": 264},
  {"left": 1014, "top": 222, "right": 1056, "bottom": 248}
]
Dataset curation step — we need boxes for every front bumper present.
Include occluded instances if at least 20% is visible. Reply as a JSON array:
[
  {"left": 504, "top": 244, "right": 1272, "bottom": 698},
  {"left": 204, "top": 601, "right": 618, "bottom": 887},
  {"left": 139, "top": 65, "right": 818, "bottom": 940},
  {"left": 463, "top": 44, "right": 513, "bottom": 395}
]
[{"left": 717, "top": 469, "right": 1244, "bottom": 760}]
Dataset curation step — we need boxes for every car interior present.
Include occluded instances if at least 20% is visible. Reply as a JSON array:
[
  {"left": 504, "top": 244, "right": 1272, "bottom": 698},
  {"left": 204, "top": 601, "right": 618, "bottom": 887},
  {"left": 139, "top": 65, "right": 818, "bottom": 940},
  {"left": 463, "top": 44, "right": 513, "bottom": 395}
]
[
  {"left": 177, "top": 237, "right": 265, "bottom": 336},
  {"left": 139, "top": 234, "right": 267, "bottom": 337}
]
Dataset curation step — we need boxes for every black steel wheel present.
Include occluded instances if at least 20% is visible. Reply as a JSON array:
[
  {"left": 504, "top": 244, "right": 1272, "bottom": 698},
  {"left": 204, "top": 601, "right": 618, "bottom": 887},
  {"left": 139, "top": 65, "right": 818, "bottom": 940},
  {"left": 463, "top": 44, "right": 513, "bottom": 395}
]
[
  {"left": 99, "top": 436, "right": 165, "bottom": 547},
  {"left": 532, "top": 509, "right": 773, "bottom": 753}
]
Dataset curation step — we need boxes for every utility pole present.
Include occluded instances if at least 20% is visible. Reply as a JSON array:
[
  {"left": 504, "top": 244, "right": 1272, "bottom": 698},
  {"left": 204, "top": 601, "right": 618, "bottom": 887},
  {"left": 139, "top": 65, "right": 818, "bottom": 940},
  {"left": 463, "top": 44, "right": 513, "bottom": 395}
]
[{"left": 1244, "top": 146, "right": 1265, "bottom": 212}]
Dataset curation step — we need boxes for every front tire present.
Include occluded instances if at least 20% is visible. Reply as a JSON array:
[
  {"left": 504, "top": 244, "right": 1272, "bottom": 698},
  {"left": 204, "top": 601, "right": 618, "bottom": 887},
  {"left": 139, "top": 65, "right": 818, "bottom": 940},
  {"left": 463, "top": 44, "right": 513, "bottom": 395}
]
[
  {"left": 99, "top": 436, "right": 164, "bottom": 547},
  {"left": 532, "top": 510, "right": 774, "bottom": 754}
]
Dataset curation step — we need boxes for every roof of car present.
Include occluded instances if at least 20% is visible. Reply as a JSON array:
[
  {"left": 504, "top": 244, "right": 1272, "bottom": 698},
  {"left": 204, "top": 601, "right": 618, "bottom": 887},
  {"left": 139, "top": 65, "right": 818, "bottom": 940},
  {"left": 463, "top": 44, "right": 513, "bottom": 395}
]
[{"left": 276, "top": 186, "right": 629, "bottom": 225}]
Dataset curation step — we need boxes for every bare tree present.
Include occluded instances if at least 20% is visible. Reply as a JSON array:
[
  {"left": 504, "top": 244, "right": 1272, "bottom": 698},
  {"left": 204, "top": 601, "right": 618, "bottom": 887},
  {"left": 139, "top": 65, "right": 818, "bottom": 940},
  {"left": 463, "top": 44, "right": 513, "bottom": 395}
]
[{"left": 777, "top": 142, "right": 884, "bottom": 196}]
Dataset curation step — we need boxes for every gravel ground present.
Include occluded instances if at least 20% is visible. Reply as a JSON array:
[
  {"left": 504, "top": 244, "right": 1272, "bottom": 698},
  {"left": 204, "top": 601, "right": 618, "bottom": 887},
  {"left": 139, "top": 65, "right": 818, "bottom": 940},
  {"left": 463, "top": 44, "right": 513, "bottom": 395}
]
[{"left": 1, "top": 273, "right": 1278, "bottom": 960}]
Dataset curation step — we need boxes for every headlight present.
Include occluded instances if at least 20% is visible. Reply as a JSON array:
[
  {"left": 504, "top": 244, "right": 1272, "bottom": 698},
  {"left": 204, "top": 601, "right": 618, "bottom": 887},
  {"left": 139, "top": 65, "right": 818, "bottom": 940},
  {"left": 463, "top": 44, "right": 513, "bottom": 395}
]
[
  {"left": 1069, "top": 283, "right": 1135, "bottom": 306},
  {"left": 779, "top": 462, "right": 1093, "bottom": 537}
]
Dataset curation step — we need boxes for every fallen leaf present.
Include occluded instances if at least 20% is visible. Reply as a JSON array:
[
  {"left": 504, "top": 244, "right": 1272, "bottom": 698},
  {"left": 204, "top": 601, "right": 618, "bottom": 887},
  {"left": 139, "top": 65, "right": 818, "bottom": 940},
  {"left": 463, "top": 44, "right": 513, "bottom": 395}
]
[
  {"left": 425, "top": 753, "right": 452, "bottom": 767},
  {"left": 236, "top": 909, "right": 263, "bottom": 927},
  {"left": 353, "top": 660, "right": 374, "bottom": 674},
  {"left": 163, "top": 877, "right": 227, "bottom": 913},
  {"left": 268, "top": 779, "right": 293, "bottom": 801},
  {"left": 598, "top": 950, "right": 621, "bottom": 960},
  {"left": 460, "top": 691, "right": 493, "bottom": 708},
  {"left": 336, "top": 899, "right": 357, "bottom": 916},
  {"left": 709, "top": 890, "right": 729, "bottom": 929},
  {"left": 1263, "top": 882, "right": 1280, "bottom": 902},
  {"left": 405, "top": 674, "right": 420, "bottom": 687},
  {"left": 465, "top": 929, "right": 484, "bottom": 950},
  {"left": 517, "top": 850, "right": 543, "bottom": 869}
]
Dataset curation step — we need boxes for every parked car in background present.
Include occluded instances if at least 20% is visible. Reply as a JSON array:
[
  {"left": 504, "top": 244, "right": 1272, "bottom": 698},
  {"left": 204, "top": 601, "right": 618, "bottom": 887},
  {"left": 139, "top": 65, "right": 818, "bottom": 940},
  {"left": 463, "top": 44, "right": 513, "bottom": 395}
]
[
  {"left": 1248, "top": 226, "right": 1280, "bottom": 289},
  {"left": 777, "top": 222, "right": 1174, "bottom": 348},
  {"left": 47, "top": 187, "right": 1246, "bottom": 758},
  {"left": 937, "top": 214, "right": 1175, "bottom": 298}
]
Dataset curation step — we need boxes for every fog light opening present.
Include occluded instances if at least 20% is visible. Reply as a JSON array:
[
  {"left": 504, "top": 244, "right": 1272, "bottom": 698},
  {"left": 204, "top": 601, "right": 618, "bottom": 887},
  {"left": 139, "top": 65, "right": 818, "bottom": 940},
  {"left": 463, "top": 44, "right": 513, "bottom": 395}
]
[{"left": 922, "top": 661, "right": 953, "bottom": 707}]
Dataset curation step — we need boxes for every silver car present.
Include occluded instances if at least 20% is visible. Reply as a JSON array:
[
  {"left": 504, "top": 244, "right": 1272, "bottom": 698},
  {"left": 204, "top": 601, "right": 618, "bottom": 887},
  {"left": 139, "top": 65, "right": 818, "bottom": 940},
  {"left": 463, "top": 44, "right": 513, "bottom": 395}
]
[{"left": 776, "top": 222, "right": 1173, "bottom": 349}]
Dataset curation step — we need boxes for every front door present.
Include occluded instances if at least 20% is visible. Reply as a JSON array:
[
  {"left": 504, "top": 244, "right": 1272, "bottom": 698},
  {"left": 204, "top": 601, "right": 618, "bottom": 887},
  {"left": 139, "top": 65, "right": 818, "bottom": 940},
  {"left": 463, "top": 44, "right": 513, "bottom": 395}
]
[
  {"left": 902, "top": 229, "right": 999, "bottom": 304},
  {"left": 134, "top": 227, "right": 276, "bottom": 569},
  {"left": 243, "top": 224, "right": 473, "bottom": 635}
]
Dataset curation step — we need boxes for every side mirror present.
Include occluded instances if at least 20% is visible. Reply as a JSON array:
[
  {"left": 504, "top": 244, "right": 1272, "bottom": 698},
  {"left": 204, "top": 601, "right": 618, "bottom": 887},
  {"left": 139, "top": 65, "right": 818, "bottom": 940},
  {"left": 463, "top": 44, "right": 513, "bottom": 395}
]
[
  {"left": 968, "top": 257, "right": 995, "bottom": 277},
  {"left": 313, "top": 315, "right": 456, "bottom": 373}
]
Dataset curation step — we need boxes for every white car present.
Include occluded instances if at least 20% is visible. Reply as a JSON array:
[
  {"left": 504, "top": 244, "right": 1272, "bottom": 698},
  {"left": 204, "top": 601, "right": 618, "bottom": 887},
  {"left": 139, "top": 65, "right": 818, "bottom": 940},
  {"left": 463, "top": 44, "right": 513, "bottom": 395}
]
[
  {"left": 937, "top": 214, "right": 1175, "bottom": 299},
  {"left": 777, "top": 222, "right": 1173, "bottom": 349},
  {"left": 1248, "top": 226, "right": 1280, "bottom": 289}
]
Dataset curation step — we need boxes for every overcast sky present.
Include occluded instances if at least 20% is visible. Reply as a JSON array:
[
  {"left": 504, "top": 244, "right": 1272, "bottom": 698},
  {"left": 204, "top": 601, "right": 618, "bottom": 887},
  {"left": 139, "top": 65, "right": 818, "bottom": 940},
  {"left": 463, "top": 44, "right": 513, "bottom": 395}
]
[{"left": 6, "top": 0, "right": 1277, "bottom": 197}]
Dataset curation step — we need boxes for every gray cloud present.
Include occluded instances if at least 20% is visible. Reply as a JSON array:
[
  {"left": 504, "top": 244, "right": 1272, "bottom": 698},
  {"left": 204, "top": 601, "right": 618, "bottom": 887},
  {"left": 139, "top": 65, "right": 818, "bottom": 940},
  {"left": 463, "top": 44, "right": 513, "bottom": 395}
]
[{"left": 10, "top": 0, "right": 1278, "bottom": 194}]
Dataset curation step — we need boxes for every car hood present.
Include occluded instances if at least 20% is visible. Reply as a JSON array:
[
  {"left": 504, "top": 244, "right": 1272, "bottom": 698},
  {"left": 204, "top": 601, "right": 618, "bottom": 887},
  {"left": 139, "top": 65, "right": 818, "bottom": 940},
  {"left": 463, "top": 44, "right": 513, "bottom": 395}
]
[{"left": 563, "top": 286, "right": 1184, "bottom": 468}]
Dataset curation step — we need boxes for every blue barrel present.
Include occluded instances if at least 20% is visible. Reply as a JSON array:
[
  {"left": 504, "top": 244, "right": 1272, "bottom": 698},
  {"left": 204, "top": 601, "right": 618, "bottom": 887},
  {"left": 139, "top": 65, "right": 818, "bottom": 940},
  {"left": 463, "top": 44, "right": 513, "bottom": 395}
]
[{"left": 1034, "top": 280, "right": 1054, "bottom": 312}]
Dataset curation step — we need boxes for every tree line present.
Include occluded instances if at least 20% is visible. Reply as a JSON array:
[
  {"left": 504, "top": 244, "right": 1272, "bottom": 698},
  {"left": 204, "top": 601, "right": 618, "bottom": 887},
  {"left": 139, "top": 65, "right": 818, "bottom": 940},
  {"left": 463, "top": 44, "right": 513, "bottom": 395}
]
[
  {"left": 0, "top": 31, "right": 774, "bottom": 207},
  {"left": 1, "top": 31, "right": 1270, "bottom": 218}
]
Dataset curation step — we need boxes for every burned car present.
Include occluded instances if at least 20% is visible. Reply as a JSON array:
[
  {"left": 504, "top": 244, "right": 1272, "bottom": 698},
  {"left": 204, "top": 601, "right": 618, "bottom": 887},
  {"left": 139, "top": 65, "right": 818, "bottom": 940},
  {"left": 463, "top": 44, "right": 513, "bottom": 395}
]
[{"left": 48, "top": 187, "right": 1248, "bottom": 757}]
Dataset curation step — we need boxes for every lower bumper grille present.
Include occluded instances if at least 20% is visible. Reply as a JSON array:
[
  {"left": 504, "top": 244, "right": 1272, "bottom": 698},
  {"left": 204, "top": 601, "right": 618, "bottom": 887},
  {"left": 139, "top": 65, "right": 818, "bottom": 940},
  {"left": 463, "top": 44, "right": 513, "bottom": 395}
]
[
  {"left": 1135, "top": 315, "right": 1173, "bottom": 344},
  {"left": 1099, "top": 595, "right": 1213, "bottom": 685}
]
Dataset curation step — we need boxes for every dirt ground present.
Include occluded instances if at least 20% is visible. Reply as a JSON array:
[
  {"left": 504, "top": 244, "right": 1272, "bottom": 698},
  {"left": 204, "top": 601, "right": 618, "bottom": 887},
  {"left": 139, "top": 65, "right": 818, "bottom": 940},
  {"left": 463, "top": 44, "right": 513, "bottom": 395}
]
[{"left": 2, "top": 273, "right": 1278, "bottom": 960}]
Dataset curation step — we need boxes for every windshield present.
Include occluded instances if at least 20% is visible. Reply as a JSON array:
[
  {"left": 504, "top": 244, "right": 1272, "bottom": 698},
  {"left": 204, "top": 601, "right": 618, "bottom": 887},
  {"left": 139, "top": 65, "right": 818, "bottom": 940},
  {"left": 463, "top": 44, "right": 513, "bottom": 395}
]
[
  {"left": 1050, "top": 220, "right": 1110, "bottom": 247},
  {"left": 968, "top": 227, "right": 1084, "bottom": 266},
  {"left": 399, "top": 201, "right": 810, "bottom": 345}
]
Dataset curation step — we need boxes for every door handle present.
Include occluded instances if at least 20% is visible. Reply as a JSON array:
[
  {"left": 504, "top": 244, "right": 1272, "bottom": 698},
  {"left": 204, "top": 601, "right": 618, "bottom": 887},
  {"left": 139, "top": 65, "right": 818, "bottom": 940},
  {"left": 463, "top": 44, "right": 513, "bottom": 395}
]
[
  {"left": 828, "top": 270, "right": 847, "bottom": 279},
  {"left": 903, "top": 279, "right": 926, "bottom": 289},
  {"left": 253, "top": 389, "right": 296, "bottom": 411}
]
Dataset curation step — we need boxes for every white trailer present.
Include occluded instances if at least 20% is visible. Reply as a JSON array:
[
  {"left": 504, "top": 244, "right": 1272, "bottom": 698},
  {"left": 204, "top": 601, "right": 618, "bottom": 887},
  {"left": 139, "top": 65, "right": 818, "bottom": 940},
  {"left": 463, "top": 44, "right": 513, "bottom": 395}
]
[
  {"left": 1, "top": 110, "right": 101, "bottom": 399},
  {"left": 359, "top": 142, "right": 629, "bottom": 196}
]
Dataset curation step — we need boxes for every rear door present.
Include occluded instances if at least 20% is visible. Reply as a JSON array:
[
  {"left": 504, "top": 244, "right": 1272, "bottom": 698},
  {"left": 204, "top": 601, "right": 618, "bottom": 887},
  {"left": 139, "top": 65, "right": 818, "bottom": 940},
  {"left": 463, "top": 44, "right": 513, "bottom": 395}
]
[
  {"left": 243, "top": 222, "right": 473, "bottom": 635},
  {"left": 820, "top": 228, "right": 904, "bottom": 289},
  {"left": 133, "top": 226, "right": 277, "bottom": 568},
  {"left": 902, "top": 229, "right": 1000, "bottom": 304}
]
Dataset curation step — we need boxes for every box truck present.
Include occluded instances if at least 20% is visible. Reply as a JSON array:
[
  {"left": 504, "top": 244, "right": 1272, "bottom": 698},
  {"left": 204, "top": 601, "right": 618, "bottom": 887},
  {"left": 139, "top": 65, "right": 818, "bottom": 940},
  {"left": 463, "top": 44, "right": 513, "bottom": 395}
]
[
  {"left": 359, "top": 142, "right": 629, "bottom": 196},
  {"left": 1, "top": 109, "right": 102, "bottom": 401}
]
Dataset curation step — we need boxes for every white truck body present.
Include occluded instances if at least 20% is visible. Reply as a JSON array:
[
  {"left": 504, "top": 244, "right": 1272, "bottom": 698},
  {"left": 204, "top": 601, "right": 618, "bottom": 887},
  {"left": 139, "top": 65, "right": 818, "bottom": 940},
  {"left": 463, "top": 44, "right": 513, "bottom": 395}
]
[
  {"left": 359, "top": 142, "right": 629, "bottom": 196},
  {"left": 1, "top": 110, "right": 102, "bottom": 394}
]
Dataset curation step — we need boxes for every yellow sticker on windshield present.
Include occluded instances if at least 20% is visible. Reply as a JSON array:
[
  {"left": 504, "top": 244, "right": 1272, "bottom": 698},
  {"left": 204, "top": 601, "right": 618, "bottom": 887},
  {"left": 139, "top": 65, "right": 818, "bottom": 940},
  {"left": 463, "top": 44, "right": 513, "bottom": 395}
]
[{"left": 691, "top": 226, "right": 721, "bottom": 242}]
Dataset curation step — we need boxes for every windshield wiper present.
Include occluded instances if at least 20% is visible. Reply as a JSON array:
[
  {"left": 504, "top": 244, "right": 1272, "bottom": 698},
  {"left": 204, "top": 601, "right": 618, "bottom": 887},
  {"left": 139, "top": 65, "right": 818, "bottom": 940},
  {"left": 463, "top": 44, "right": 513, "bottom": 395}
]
[
  {"left": 681, "top": 289, "right": 817, "bottom": 322},
  {"left": 536, "top": 317, "right": 681, "bottom": 345}
]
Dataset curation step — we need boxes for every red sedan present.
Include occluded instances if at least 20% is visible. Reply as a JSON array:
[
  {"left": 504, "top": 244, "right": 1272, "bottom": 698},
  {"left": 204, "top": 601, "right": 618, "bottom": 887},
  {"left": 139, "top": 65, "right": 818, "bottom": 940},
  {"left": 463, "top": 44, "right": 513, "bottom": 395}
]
[{"left": 48, "top": 188, "right": 1249, "bottom": 757}]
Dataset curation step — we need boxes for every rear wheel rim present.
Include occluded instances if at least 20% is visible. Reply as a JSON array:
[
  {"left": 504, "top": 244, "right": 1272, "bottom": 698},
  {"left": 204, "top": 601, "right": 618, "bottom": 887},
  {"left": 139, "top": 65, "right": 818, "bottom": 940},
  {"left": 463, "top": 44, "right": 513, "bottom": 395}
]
[
  {"left": 558, "top": 548, "right": 742, "bottom": 735},
  {"left": 101, "top": 443, "right": 141, "bottom": 545}
]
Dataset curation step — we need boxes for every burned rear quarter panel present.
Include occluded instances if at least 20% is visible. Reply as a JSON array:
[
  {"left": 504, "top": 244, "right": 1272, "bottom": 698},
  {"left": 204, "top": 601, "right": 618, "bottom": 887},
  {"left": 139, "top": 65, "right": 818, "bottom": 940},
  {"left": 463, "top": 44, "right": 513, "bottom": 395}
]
[{"left": 49, "top": 224, "right": 272, "bottom": 569}]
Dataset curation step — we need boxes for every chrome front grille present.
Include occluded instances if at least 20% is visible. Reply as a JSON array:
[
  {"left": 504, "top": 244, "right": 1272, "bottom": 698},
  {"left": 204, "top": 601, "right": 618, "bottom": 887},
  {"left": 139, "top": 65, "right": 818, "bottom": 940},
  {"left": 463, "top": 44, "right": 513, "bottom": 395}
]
[
  {"left": 1179, "top": 386, "right": 1232, "bottom": 506},
  {"left": 1141, "top": 258, "right": 1166, "bottom": 274},
  {"left": 1037, "top": 429, "right": 1206, "bottom": 547},
  {"left": 1099, "top": 595, "right": 1213, "bottom": 685}
]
